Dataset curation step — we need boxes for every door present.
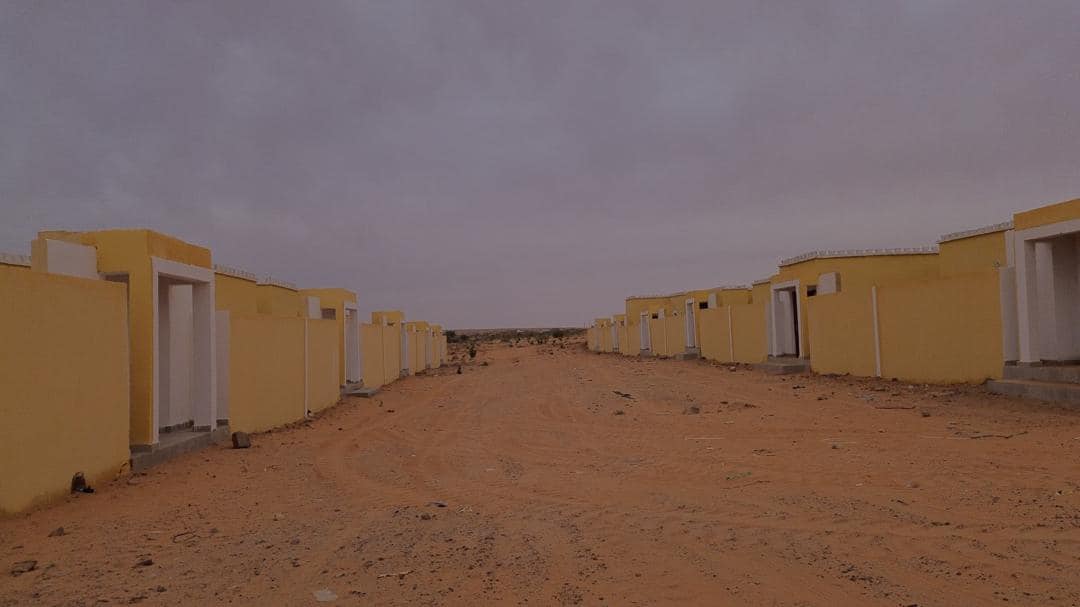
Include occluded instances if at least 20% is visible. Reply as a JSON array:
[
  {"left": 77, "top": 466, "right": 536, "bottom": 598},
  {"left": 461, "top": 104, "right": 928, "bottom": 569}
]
[
  {"left": 640, "top": 312, "right": 651, "bottom": 350},
  {"left": 685, "top": 300, "right": 697, "bottom": 349},
  {"left": 344, "top": 308, "right": 360, "bottom": 383},
  {"left": 772, "top": 288, "right": 799, "bottom": 357}
]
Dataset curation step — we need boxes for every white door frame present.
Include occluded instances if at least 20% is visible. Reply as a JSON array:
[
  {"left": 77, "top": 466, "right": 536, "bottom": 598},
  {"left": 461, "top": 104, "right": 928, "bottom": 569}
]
[
  {"left": 151, "top": 257, "right": 216, "bottom": 446},
  {"left": 425, "top": 329, "right": 433, "bottom": 369},
  {"left": 640, "top": 312, "right": 651, "bottom": 351},
  {"left": 769, "top": 279, "right": 801, "bottom": 358},
  {"left": 684, "top": 298, "right": 697, "bottom": 349},
  {"left": 1014, "top": 218, "right": 1080, "bottom": 363},
  {"left": 343, "top": 302, "right": 360, "bottom": 382}
]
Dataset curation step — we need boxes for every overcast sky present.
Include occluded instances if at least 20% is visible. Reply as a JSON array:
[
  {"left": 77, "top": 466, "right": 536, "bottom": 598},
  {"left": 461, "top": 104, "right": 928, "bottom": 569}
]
[{"left": 2, "top": 2, "right": 1079, "bottom": 327}]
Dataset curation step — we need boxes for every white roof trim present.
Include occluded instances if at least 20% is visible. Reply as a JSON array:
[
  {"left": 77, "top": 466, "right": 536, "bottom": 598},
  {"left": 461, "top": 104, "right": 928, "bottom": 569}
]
[
  {"left": 627, "top": 292, "right": 681, "bottom": 301},
  {"left": 752, "top": 278, "right": 773, "bottom": 286},
  {"left": 628, "top": 284, "right": 750, "bottom": 301},
  {"left": 0, "top": 252, "right": 31, "bottom": 267},
  {"left": 938, "top": 221, "right": 1013, "bottom": 244},
  {"left": 779, "top": 247, "right": 939, "bottom": 267},
  {"left": 710, "top": 284, "right": 752, "bottom": 291},
  {"left": 213, "top": 263, "right": 259, "bottom": 282},
  {"left": 257, "top": 276, "right": 297, "bottom": 290}
]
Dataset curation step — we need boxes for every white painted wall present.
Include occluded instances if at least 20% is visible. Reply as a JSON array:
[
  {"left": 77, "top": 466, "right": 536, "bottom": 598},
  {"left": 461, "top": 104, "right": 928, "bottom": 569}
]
[
  {"left": 1048, "top": 235, "right": 1080, "bottom": 360},
  {"left": 425, "top": 331, "right": 433, "bottom": 368},
  {"left": 44, "top": 239, "right": 98, "bottom": 279},
  {"left": 151, "top": 257, "right": 217, "bottom": 444},
  {"left": 640, "top": 312, "right": 651, "bottom": 350},
  {"left": 216, "top": 311, "right": 230, "bottom": 421},
  {"left": 684, "top": 300, "right": 697, "bottom": 349},
  {"left": 818, "top": 272, "right": 839, "bottom": 295},
  {"left": 164, "top": 284, "right": 194, "bottom": 428},
  {"left": 344, "top": 308, "right": 360, "bottom": 382},
  {"left": 306, "top": 296, "right": 322, "bottom": 319}
]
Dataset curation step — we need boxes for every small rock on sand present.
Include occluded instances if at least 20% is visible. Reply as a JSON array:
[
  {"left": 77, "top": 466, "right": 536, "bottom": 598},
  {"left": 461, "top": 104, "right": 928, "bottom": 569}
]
[{"left": 10, "top": 560, "right": 37, "bottom": 576}]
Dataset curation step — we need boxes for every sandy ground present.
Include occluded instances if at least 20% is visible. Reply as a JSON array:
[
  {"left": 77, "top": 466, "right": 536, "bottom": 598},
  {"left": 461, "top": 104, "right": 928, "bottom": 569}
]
[{"left": 3, "top": 340, "right": 1080, "bottom": 606}]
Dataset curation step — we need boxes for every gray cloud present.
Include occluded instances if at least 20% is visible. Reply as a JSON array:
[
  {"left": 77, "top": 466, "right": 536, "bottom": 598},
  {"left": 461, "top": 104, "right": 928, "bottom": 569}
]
[{"left": 2, "top": 1, "right": 1079, "bottom": 327}]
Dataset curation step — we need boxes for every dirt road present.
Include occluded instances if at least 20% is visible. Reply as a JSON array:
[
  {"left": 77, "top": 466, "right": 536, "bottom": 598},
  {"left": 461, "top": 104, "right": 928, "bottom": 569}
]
[{"left": 3, "top": 341, "right": 1079, "bottom": 606}]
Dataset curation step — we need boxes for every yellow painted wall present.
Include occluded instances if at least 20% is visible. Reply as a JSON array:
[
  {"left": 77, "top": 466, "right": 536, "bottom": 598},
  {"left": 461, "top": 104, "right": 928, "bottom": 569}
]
[
  {"left": 624, "top": 317, "right": 639, "bottom": 354},
  {"left": 256, "top": 284, "right": 303, "bottom": 318},
  {"left": 878, "top": 271, "right": 1003, "bottom": 383},
  {"left": 301, "top": 288, "right": 358, "bottom": 385},
  {"left": 430, "top": 325, "right": 442, "bottom": 366},
  {"left": 228, "top": 315, "right": 305, "bottom": 433},
  {"left": 306, "top": 319, "right": 341, "bottom": 413},
  {"left": 383, "top": 323, "right": 402, "bottom": 385},
  {"left": 717, "top": 288, "right": 752, "bottom": 306},
  {"left": 938, "top": 232, "right": 1008, "bottom": 277},
  {"left": 595, "top": 319, "right": 613, "bottom": 352},
  {"left": 699, "top": 307, "right": 729, "bottom": 362},
  {"left": 731, "top": 300, "right": 768, "bottom": 363},
  {"left": 361, "top": 323, "right": 385, "bottom": 389},
  {"left": 698, "top": 302, "right": 765, "bottom": 364},
  {"left": 806, "top": 290, "right": 877, "bottom": 377},
  {"left": 661, "top": 311, "right": 684, "bottom": 356},
  {"left": 215, "top": 273, "right": 259, "bottom": 315},
  {"left": 624, "top": 299, "right": 651, "bottom": 353},
  {"left": 403, "top": 322, "right": 429, "bottom": 373},
  {"left": 648, "top": 314, "right": 666, "bottom": 355},
  {"left": 694, "top": 288, "right": 756, "bottom": 364},
  {"left": 37, "top": 229, "right": 211, "bottom": 446},
  {"left": 372, "top": 310, "right": 404, "bottom": 324},
  {"left": 1014, "top": 197, "right": 1080, "bottom": 230},
  {"left": 1, "top": 267, "right": 130, "bottom": 515}
]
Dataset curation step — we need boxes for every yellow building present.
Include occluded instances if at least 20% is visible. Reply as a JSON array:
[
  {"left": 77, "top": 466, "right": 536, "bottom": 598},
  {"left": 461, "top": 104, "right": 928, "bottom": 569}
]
[
  {"left": 624, "top": 289, "right": 720, "bottom": 358},
  {"left": 770, "top": 248, "right": 941, "bottom": 376},
  {"left": 300, "top": 288, "right": 361, "bottom": 387},
  {"left": 32, "top": 229, "right": 219, "bottom": 450},
  {"left": 593, "top": 318, "right": 613, "bottom": 352},
  {"left": 430, "top": 324, "right": 447, "bottom": 367},
  {"left": 362, "top": 310, "right": 406, "bottom": 388},
  {"left": 256, "top": 279, "right": 304, "bottom": 318},
  {"left": 404, "top": 321, "right": 432, "bottom": 373},
  {"left": 601, "top": 197, "right": 1080, "bottom": 390}
]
